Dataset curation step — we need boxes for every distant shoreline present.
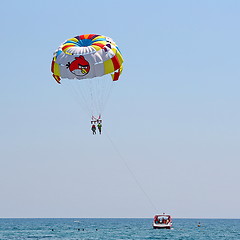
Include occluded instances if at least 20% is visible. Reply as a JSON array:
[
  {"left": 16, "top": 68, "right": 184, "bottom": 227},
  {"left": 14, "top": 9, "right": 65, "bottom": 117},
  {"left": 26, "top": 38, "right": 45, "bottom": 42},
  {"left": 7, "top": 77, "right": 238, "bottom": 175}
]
[{"left": 0, "top": 217, "right": 239, "bottom": 219}]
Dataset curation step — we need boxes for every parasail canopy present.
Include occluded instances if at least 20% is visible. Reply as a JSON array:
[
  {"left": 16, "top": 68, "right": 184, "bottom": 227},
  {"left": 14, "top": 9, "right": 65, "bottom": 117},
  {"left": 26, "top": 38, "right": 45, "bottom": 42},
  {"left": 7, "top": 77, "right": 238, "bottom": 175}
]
[
  {"left": 51, "top": 34, "right": 123, "bottom": 83},
  {"left": 51, "top": 34, "right": 124, "bottom": 120}
]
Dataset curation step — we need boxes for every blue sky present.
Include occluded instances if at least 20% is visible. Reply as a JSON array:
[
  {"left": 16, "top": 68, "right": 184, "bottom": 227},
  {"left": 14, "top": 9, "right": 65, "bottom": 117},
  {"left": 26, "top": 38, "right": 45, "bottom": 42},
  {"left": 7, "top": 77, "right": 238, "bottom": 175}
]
[{"left": 0, "top": 0, "right": 240, "bottom": 218}]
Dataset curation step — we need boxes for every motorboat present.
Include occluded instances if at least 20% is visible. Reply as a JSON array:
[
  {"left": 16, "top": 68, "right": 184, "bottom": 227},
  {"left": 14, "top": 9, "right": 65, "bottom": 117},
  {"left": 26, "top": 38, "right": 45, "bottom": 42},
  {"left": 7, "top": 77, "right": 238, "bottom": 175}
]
[{"left": 152, "top": 214, "right": 172, "bottom": 229}]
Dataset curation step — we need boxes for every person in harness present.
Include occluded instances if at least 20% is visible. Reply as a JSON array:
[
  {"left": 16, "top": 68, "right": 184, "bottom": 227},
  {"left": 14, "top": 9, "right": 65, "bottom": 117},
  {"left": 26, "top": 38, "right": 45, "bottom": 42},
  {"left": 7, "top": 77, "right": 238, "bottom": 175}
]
[
  {"left": 97, "top": 122, "right": 102, "bottom": 134},
  {"left": 91, "top": 124, "right": 96, "bottom": 135}
]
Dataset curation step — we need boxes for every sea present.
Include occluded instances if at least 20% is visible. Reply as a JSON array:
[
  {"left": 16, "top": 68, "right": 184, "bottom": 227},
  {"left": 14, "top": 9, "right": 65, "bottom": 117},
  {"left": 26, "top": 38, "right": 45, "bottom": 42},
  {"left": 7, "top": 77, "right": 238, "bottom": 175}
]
[{"left": 0, "top": 218, "right": 239, "bottom": 240}]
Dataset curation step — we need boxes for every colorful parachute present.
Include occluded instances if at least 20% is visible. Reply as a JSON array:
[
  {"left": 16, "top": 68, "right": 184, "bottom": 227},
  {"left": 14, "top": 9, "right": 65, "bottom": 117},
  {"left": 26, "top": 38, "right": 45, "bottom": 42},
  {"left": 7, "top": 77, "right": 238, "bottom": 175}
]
[
  {"left": 51, "top": 34, "right": 124, "bottom": 120},
  {"left": 51, "top": 34, "right": 123, "bottom": 83}
]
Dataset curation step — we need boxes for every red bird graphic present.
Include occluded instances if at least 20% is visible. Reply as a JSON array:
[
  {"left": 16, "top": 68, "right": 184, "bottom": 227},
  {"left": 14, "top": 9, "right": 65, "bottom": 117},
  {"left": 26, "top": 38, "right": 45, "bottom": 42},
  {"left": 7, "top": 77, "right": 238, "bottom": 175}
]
[{"left": 66, "top": 56, "right": 90, "bottom": 76}]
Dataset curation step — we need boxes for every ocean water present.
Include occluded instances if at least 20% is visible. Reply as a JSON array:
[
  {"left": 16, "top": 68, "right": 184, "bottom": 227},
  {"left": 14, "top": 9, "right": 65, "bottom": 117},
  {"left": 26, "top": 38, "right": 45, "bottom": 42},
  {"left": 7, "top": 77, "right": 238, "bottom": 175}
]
[{"left": 0, "top": 218, "right": 239, "bottom": 240}]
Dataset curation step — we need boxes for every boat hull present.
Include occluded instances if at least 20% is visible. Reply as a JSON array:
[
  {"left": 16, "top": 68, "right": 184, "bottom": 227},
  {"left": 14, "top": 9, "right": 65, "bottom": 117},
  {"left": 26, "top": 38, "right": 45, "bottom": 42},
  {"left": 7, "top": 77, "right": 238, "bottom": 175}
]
[{"left": 152, "top": 223, "right": 172, "bottom": 229}]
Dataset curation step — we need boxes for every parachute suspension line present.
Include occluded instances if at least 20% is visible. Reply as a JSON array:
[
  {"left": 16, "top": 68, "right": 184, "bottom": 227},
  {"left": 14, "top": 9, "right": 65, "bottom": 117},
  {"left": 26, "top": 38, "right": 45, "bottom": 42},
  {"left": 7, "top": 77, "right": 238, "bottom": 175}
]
[
  {"left": 104, "top": 129, "right": 158, "bottom": 213},
  {"left": 99, "top": 77, "right": 107, "bottom": 114},
  {"left": 90, "top": 79, "right": 101, "bottom": 119},
  {"left": 90, "top": 80, "right": 95, "bottom": 117},
  {"left": 94, "top": 78, "right": 101, "bottom": 117},
  {"left": 61, "top": 76, "right": 115, "bottom": 122},
  {"left": 96, "top": 79, "right": 101, "bottom": 118},
  {"left": 99, "top": 77, "right": 107, "bottom": 116},
  {"left": 101, "top": 78, "right": 114, "bottom": 114},
  {"left": 96, "top": 77, "right": 104, "bottom": 117},
  {"left": 89, "top": 80, "right": 96, "bottom": 118},
  {"left": 88, "top": 76, "right": 114, "bottom": 121},
  {"left": 75, "top": 81, "right": 91, "bottom": 109},
  {"left": 76, "top": 81, "right": 93, "bottom": 116},
  {"left": 74, "top": 81, "right": 89, "bottom": 112},
  {"left": 84, "top": 80, "right": 97, "bottom": 118},
  {"left": 62, "top": 80, "right": 92, "bottom": 116},
  {"left": 96, "top": 76, "right": 114, "bottom": 116},
  {"left": 97, "top": 78, "right": 103, "bottom": 116},
  {"left": 74, "top": 81, "right": 93, "bottom": 115}
]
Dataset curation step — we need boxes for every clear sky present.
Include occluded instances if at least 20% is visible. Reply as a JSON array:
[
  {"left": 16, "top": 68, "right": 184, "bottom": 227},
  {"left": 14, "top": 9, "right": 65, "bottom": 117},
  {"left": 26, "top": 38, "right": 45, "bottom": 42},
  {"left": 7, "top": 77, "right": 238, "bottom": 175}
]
[{"left": 0, "top": 0, "right": 240, "bottom": 218}]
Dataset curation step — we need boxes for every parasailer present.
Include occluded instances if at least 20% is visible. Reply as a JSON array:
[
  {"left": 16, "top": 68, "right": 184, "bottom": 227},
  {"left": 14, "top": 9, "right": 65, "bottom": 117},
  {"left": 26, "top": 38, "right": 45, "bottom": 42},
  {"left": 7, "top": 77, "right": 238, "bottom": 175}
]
[
  {"left": 97, "top": 122, "right": 102, "bottom": 135},
  {"left": 91, "top": 124, "right": 96, "bottom": 135},
  {"left": 51, "top": 34, "right": 123, "bottom": 134}
]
